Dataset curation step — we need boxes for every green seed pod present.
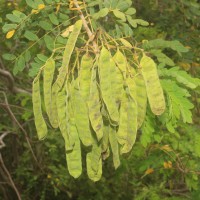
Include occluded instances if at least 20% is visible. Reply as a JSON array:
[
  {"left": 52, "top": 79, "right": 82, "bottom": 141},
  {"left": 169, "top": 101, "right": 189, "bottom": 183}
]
[
  {"left": 66, "top": 99, "right": 82, "bottom": 178},
  {"left": 101, "top": 122, "right": 110, "bottom": 160},
  {"left": 55, "top": 20, "right": 82, "bottom": 89},
  {"left": 43, "top": 57, "right": 55, "bottom": 122},
  {"left": 88, "top": 67, "right": 103, "bottom": 141},
  {"left": 57, "top": 86, "right": 73, "bottom": 151},
  {"left": 49, "top": 83, "right": 59, "bottom": 128},
  {"left": 117, "top": 91, "right": 137, "bottom": 154},
  {"left": 79, "top": 53, "right": 93, "bottom": 102},
  {"left": 32, "top": 77, "right": 47, "bottom": 140},
  {"left": 109, "top": 126, "right": 120, "bottom": 169},
  {"left": 140, "top": 54, "right": 166, "bottom": 115},
  {"left": 71, "top": 79, "right": 92, "bottom": 146},
  {"left": 98, "top": 46, "right": 119, "bottom": 125},
  {"left": 135, "top": 73, "right": 147, "bottom": 128}
]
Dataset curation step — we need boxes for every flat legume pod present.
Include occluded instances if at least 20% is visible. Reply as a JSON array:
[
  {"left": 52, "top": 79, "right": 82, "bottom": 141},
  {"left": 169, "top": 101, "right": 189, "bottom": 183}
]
[
  {"left": 109, "top": 126, "right": 120, "bottom": 169},
  {"left": 55, "top": 20, "right": 82, "bottom": 89},
  {"left": 88, "top": 67, "right": 103, "bottom": 141},
  {"left": 79, "top": 54, "right": 93, "bottom": 102},
  {"left": 43, "top": 58, "right": 55, "bottom": 122},
  {"left": 32, "top": 77, "right": 47, "bottom": 140},
  {"left": 98, "top": 47, "right": 119, "bottom": 125},
  {"left": 140, "top": 54, "right": 166, "bottom": 115},
  {"left": 71, "top": 80, "right": 92, "bottom": 146},
  {"left": 135, "top": 73, "right": 147, "bottom": 128},
  {"left": 117, "top": 91, "right": 137, "bottom": 154},
  {"left": 57, "top": 86, "right": 73, "bottom": 151},
  {"left": 66, "top": 100, "right": 82, "bottom": 178}
]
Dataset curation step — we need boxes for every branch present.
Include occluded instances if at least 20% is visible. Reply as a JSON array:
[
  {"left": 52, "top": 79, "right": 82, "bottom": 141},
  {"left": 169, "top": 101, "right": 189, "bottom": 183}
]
[
  {"left": 0, "top": 92, "right": 43, "bottom": 171},
  {"left": 0, "top": 153, "right": 22, "bottom": 200},
  {"left": 73, "top": 0, "right": 99, "bottom": 53},
  {"left": 0, "top": 132, "right": 13, "bottom": 150},
  {"left": 0, "top": 69, "right": 31, "bottom": 95}
]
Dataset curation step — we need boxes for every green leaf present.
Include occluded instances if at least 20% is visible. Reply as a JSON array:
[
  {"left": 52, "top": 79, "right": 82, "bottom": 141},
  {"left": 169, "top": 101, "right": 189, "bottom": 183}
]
[
  {"left": 134, "top": 19, "right": 149, "bottom": 26},
  {"left": 113, "top": 9, "right": 126, "bottom": 22},
  {"left": 141, "top": 112, "right": 155, "bottom": 147},
  {"left": 24, "top": 30, "right": 38, "bottom": 41},
  {"left": 6, "top": 14, "right": 21, "bottom": 23},
  {"left": 12, "top": 10, "right": 27, "bottom": 20},
  {"left": 44, "top": 35, "right": 54, "bottom": 51},
  {"left": 37, "top": 54, "right": 48, "bottom": 62},
  {"left": 161, "top": 79, "right": 194, "bottom": 123},
  {"left": 125, "top": 8, "right": 136, "bottom": 15},
  {"left": 17, "top": 56, "right": 26, "bottom": 72},
  {"left": 2, "top": 53, "right": 16, "bottom": 61},
  {"left": 39, "top": 21, "right": 53, "bottom": 31},
  {"left": 2, "top": 24, "right": 17, "bottom": 33},
  {"left": 25, "top": 51, "right": 31, "bottom": 62},
  {"left": 117, "top": 1, "right": 132, "bottom": 11},
  {"left": 49, "top": 13, "right": 59, "bottom": 25},
  {"left": 143, "top": 39, "right": 189, "bottom": 54},
  {"left": 92, "top": 8, "right": 109, "bottom": 19},
  {"left": 150, "top": 50, "right": 175, "bottom": 66},
  {"left": 159, "top": 67, "right": 200, "bottom": 89},
  {"left": 26, "top": 0, "right": 37, "bottom": 9}
]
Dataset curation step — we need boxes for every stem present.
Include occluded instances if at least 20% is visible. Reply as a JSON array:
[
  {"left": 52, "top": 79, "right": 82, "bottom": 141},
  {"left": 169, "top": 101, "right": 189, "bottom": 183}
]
[{"left": 73, "top": 0, "right": 99, "bottom": 53}]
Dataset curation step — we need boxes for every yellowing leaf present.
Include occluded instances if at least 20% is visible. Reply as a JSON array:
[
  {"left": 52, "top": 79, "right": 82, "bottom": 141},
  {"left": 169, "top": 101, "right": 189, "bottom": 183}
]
[
  {"left": 56, "top": 4, "right": 61, "bottom": 14},
  {"left": 145, "top": 168, "right": 154, "bottom": 175},
  {"left": 160, "top": 145, "right": 172, "bottom": 152},
  {"left": 31, "top": 9, "right": 39, "bottom": 14},
  {"left": 164, "top": 161, "right": 172, "bottom": 169},
  {"left": 61, "top": 25, "right": 74, "bottom": 37},
  {"left": 6, "top": 29, "right": 15, "bottom": 39},
  {"left": 38, "top": 4, "right": 45, "bottom": 10}
]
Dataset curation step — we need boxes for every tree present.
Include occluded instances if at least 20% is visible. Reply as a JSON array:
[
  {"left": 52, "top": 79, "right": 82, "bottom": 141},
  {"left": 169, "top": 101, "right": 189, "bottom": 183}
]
[{"left": 0, "top": 0, "right": 200, "bottom": 199}]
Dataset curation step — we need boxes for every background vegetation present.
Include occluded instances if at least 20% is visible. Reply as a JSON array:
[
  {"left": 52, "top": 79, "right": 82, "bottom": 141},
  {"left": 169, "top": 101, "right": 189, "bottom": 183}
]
[{"left": 0, "top": 0, "right": 200, "bottom": 199}]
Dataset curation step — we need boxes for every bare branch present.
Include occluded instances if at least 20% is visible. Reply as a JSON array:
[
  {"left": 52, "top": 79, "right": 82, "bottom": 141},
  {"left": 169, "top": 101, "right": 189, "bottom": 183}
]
[
  {"left": 0, "top": 153, "right": 22, "bottom": 200},
  {"left": 0, "top": 132, "right": 13, "bottom": 150},
  {"left": 0, "top": 69, "right": 31, "bottom": 95},
  {"left": 0, "top": 92, "right": 43, "bottom": 171}
]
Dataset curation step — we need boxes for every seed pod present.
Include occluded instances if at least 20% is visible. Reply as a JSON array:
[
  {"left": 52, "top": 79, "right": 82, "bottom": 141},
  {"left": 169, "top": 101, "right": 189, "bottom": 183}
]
[
  {"left": 135, "top": 73, "right": 147, "bottom": 128},
  {"left": 113, "top": 49, "right": 126, "bottom": 78},
  {"left": 66, "top": 99, "right": 82, "bottom": 178},
  {"left": 113, "top": 49, "right": 126, "bottom": 106},
  {"left": 43, "top": 58, "right": 55, "bottom": 122},
  {"left": 79, "top": 54, "right": 93, "bottom": 102},
  {"left": 98, "top": 46, "right": 119, "bottom": 125},
  {"left": 87, "top": 136, "right": 102, "bottom": 182},
  {"left": 32, "top": 77, "right": 47, "bottom": 140},
  {"left": 109, "top": 126, "right": 120, "bottom": 169},
  {"left": 140, "top": 54, "right": 166, "bottom": 115},
  {"left": 49, "top": 83, "right": 59, "bottom": 128},
  {"left": 55, "top": 20, "right": 82, "bottom": 89},
  {"left": 101, "top": 122, "right": 110, "bottom": 160},
  {"left": 56, "top": 86, "right": 73, "bottom": 151},
  {"left": 87, "top": 151, "right": 102, "bottom": 182},
  {"left": 117, "top": 91, "right": 137, "bottom": 154},
  {"left": 88, "top": 67, "right": 103, "bottom": 141},
  {"left": 71, "top": 79, "right": 92, "bottom": 146}
]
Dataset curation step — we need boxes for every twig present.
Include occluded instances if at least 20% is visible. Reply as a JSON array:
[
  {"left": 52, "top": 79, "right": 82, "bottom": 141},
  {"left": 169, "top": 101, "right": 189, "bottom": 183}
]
[
  {"left": 0, "top": 153, "right": 22, "bottom": 200},
  {"left": 0, "top": 92, "right": 43, "bottom": 171},
  {"left": 73, "top": 0, "right": 99, "bottom": 53},
  {"left": 0, "top": 131, "right": 13, "bottom": 150},
  {"left": 0, "top": 69, "right": 31, "bottom": 95}
]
